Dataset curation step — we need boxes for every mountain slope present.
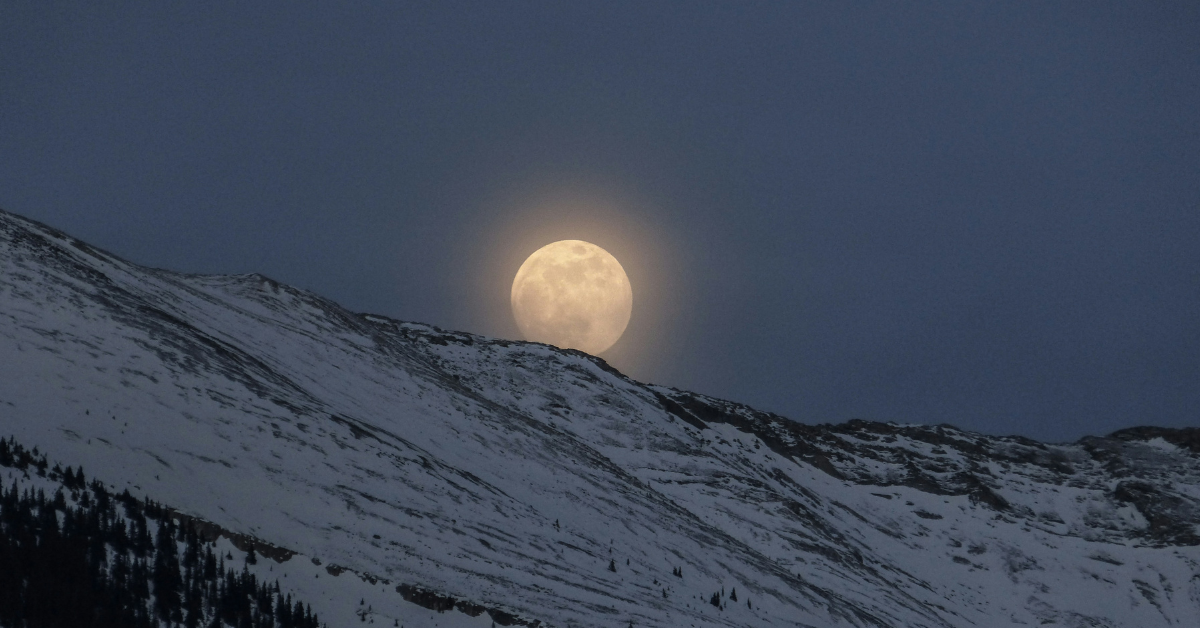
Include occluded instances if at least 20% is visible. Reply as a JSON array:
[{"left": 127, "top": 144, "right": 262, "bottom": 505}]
[{"left": 1, "top": 208, "right": 1198, "bottom": 628}]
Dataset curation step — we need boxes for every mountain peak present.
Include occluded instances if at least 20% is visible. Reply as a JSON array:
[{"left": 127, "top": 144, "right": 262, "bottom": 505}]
[{"left": 2, "top": 208, "right": 1198, "bottom": 627}]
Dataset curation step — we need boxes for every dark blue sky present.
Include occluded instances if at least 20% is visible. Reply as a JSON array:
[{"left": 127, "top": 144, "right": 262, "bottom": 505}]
[{"left": 3, "top": 2, "right": 1197, "bottom": 442}]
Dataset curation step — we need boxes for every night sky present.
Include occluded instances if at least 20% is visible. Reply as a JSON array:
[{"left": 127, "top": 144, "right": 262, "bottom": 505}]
[{"left": 2, "top": 2, "right": 1197, "bottom": 442}]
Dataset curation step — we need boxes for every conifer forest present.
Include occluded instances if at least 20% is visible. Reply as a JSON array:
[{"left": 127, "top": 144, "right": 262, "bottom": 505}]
[{"left": 0, "top": 437, "right": 324, "bottom": 628}]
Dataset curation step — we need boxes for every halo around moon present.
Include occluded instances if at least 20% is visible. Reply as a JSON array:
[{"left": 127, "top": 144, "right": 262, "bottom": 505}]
[{"left": 511, "top": 240, "right": 632, "bottom": 355}]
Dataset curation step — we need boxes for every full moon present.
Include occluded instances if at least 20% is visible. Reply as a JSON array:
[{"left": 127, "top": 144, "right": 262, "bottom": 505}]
[{"left": 511, "top": 240, "right": 632, "bottom": 355}]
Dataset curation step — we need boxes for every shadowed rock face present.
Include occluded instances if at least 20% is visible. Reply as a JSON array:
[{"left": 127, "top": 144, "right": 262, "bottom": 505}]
[{"left": 2, "top": 206, "right": 1199, "bottom": 628}]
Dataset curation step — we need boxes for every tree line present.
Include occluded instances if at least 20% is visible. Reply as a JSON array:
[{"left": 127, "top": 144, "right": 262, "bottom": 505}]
[{"left": 0, "top": 436, "right": 323, "bottom": 628}]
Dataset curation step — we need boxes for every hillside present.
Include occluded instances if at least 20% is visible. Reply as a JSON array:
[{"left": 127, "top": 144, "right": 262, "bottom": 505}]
[
  {"left": 0, "top": 437, "right": 325, "bottom": 628},
  {"left": 1, "top": 207, "right": 1198, "bottom": 627}
]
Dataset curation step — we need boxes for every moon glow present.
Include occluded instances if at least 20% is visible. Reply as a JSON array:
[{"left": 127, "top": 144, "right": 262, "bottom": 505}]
[{"left": 511, "top": 240, "right": 632, "bottom": 355}]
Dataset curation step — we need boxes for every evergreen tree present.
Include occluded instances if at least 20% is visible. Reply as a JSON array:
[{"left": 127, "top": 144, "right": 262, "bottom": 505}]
[{"left": 154, "top": 519, "right": 184, "bottom": 623}]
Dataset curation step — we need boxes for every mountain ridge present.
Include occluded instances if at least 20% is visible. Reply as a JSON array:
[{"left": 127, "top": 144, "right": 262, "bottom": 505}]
[{"left": 1, "top": 207, "right": 1198, "bottom": 627}]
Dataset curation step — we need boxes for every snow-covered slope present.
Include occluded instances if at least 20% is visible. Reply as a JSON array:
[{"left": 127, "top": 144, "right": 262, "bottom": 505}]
[{"left": 1, "top": 207, "right": 1198, "bottom": 628}]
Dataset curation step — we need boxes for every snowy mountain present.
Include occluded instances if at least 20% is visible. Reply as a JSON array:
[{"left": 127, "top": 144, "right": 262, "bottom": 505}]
[{"left": 1, "top": 207, "right": 1198, "bottom": 628}]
